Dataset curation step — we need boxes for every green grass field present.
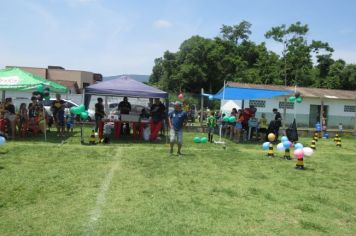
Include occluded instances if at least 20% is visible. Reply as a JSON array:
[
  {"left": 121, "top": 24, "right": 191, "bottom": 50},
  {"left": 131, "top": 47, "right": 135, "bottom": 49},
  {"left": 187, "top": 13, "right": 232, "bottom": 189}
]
[{"left": 0, "top": 129, "right": 355, "bottom": 235}]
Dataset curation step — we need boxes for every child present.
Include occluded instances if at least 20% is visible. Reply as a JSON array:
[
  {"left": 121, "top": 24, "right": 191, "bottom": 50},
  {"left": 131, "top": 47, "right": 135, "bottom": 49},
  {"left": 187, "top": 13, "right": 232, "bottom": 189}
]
[
  {"left": 248, "top": 113, "right": 259, "bottom": 140},
  {"left": 207, "top": 111, "right": 216, "bottom": 143},
  {"left": 258, "top": 113, "right": 267, "bottom": 141},
  {"left": 66, "top": 111, "right": 75, "bottom": 133},
  {"left": 18, "top": 103, "right": 29, "bottom": 135},
  {"left": 56, "top": 103, "right": 65, "bottom": 137}
]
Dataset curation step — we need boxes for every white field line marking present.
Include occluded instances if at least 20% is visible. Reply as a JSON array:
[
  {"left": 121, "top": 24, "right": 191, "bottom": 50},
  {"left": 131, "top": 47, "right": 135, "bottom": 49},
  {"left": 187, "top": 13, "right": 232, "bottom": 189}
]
[{"left": 85, "top": 149, "right": 121, "bottom": 235}]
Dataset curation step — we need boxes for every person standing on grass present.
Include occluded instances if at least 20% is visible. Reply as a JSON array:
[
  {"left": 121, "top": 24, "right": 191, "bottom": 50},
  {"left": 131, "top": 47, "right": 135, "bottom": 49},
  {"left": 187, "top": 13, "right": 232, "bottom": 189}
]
[
  {"left": 207, "top": 111, "right": 216, "bottom": 143},
  {"left": 150, "top": 98, "right": 166, "bottom": 141},
  {"left": 4, "top": 98, "right": 16, "bottom": 139},
  {"left": 18, "top": 103, "right": 28, "bottom": 134},
  {"left": 51, "top": 94, "right": 65, "bottom": 136},
  {"left": 56, "top": 101, "right": 65, "bottom": 137},
  {"left": 258, "top": 113, "right": 267, "bottom": 141},
  {"left": 272, "top": 108, "right": 282, "bottom": 141},
  {"left": 118, "top": 97, "right": 131, "bottom": 135},
  {"left": 94, "top": 97, "right": 105, "bottom": 132},
  {"left": 168, "top": 102, "right": 187, "bottom": 156}
]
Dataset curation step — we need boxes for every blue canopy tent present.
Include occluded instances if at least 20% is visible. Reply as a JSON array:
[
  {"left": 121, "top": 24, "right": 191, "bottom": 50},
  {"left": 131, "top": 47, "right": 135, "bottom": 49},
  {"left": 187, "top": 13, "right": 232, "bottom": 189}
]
[
  {"left": 202, "top": 83, "right": 294, "bottom": 143},
  {"left": 84, "top": 76, "right": 168, "bottom": 109},
  {"left": 203, "top": 86, "right": 293, "bottom": 100},
  {"left": 85, "top": 76, "right": 168, "bottom": 98}
]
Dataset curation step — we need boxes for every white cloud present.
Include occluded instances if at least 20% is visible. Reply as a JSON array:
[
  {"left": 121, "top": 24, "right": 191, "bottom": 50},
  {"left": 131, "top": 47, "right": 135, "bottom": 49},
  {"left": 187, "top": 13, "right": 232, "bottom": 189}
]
[{"left": 153, "top": 20, "right": 173, "bottom": 29}]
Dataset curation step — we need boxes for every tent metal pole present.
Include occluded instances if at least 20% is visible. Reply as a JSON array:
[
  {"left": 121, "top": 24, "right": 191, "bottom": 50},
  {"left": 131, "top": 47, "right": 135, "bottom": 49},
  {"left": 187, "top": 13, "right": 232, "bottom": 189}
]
[
  {"left": 283, "top": 96, "right": 287, "bottom": 128},
  {"left": 320, "top": 97, "right": 324, "bottom": 137},
  {"left": 354, "top": 98, "right": 356, "bottom": 133},
  {"left": 43, "top": 108, "right": 47, "bottom": 142},
  {"left": 200, "top": 88, "right": 204, "bottom": 127},
  {"left": 1, "top": 91, "right": 5, "bottom": 103},
  {"left": 104, "top": 96, "right": 108, "bottom": 115}
]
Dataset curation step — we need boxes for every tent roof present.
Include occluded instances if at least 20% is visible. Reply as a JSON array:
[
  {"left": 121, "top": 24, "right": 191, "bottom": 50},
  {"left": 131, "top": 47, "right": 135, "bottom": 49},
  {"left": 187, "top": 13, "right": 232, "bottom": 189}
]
[
  {"left": 85, "top": 76, "right": 168, "bottom": 98},
  {"left": 206, "top": 84, "right": 293, "bottom": 100},
  {"left": 227, "top": 82, "right": 356, "bottom": 100},
  {"left": 0, "top": 67, "right": 68, "bottom": 93}
]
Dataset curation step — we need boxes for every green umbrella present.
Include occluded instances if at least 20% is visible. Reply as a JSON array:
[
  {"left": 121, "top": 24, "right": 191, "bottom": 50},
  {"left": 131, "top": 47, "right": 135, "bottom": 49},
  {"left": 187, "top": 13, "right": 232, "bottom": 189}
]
[{"left": 0, "top": 67, "right": 68, "bottom": 93}]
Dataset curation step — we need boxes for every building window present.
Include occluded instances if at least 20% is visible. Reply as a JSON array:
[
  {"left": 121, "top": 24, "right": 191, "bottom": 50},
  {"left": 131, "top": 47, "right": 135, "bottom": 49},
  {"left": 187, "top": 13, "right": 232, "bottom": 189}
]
[
  {"left": 249, "top": 100, "right": 265, "bottom": 108},
  {"left": 279, "top": 101, "right": 294, "bottom": 109},
  {"left": 344, "top": 105, "right": 355, "bottom": 112},
  {"left": 82, "top": 82, "right": 90, "bottom": 88}
]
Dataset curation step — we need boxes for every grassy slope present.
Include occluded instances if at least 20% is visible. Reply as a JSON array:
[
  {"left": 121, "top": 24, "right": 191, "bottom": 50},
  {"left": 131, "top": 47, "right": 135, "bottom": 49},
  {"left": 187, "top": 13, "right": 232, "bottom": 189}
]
[{"left": 0, "top": 130, "right": 355, "bottom": 235}]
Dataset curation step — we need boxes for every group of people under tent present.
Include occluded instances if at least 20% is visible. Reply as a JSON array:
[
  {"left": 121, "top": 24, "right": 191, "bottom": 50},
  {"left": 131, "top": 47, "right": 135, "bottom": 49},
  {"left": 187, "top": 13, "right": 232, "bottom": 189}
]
[
  {"left": 206, "top": 106, "right": 282, "bottom": 143},
  {"left": 0, "top": 94, "right": 75, "bottom": 139}
]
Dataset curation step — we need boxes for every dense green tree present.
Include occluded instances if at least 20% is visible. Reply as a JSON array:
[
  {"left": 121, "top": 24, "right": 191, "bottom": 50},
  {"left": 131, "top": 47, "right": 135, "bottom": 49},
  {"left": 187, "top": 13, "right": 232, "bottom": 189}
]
[
  {"left": 150, "top": 21, "right": 355, "bottom": 94},
  {"left": 220, "top": 20, "right": 252, "bottom": 45}
]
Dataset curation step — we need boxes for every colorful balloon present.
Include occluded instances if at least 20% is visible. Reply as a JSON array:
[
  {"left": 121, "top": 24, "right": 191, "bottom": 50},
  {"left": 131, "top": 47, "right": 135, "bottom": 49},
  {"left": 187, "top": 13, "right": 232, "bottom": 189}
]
[
  {"left": 289, "top": 96, "right": 296, "bottom": 102},
  {"left": 201, "top": 137, "right": 208, "bottom": 143},
  {"left": 193, "top": 137, "right": 201, "bottom": 143},
  {"left": 178, "top": 93, "right": 184, "bottom": 101},
  {"left": 296, "top": 97, "right": 303, "bottom": 103},
  {"left": 262, "top": 142, "right": 270, "bottom": 150},
  {"left": 283, "top": 141, "right": 291, "bottom": 149},
  {"left": 267, "top": 133, "right": 276, "bottom": 142},
  {"left": 303, "top": 147, "right": 314, "bottom": 156},
  {"left": 223, "top": 116, "right": 229, "bottom": 122},
  {"left": 281, "top": 136, "right": 288, "bottom": 142},
  {"left": 294, "top": 143, "right": 304, "bottom": 150},
  {"left": 228, "top": 116, "right": 236, "bottom": 123},
  {"left": 37, "top": 84, "right": 44, "bottom": 93},
  {"left": 70, "top": 107, "right": 81, "bottom": 115},
  {"left": 78, "top": 104, "right": 86, "bottom": 113},
  {"left": 294, "top": 149, "right": 304, "bottom": 159},
  {"left": 0, "top": 136, "right": 6, "bottom": 145},
  {"left": 277, "top": 143, "right": 285, "bottom": 152},
  {"left": 80, "top": 111, "right": 89, "bottom": 120}
]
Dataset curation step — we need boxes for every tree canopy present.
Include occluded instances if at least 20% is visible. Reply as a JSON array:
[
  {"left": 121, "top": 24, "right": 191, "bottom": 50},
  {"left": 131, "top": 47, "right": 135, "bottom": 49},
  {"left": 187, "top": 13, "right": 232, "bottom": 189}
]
[{"left": 149, "top": 21, "right": 355, "bottom": 94}]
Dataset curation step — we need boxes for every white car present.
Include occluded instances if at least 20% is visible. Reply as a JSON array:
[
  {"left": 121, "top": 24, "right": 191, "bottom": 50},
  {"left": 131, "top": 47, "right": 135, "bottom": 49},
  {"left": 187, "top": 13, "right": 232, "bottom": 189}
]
[{"left": 43, "top": 98, "right": 95, "bottom": 121}]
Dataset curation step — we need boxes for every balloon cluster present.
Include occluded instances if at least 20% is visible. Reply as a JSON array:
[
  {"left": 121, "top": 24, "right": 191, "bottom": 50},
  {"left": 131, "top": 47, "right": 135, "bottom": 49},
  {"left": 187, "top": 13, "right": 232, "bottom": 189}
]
[
  {"left": 34, "top": 84, "right": 50, "bottom": 101},
  {"left": 262, "top": 133, "right": 276, "bottom": 151},
  {"left": 223, "top": 116, "right": 236, "bottom": 123},
  {"left": 70, "top": 104, "right": 89, "bottom": 120},
  {"left": 289, "top": 91, "right": 303, "bottom": 103},
  {"left": 274, "top": 135, "right": 314, "bottom": 158},
  {"left": 193, "top": 136, "right": 208, "bottom": 143}
]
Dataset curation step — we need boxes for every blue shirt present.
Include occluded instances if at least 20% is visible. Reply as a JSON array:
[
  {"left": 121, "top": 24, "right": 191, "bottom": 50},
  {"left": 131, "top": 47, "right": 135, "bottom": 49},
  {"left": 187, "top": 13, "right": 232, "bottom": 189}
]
[{"left": 169, "top": 110, "right": 187, "bottom": 131}]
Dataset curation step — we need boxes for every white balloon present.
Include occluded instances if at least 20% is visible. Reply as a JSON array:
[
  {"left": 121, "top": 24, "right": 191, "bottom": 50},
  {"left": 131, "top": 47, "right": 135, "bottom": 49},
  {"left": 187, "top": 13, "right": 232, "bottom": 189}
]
[
  {"left": 303, "top": 147, "right": 314, "bottom": 156},
  {"left": 277, "top": 143, "right": 285, "bottom": 152}
]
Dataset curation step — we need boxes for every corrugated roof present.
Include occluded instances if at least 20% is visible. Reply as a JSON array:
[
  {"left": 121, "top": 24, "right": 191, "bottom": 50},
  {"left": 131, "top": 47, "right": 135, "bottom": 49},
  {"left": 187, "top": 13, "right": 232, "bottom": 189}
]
[{"left": 227, "top": 82, "right": 356, "bottom": 100}]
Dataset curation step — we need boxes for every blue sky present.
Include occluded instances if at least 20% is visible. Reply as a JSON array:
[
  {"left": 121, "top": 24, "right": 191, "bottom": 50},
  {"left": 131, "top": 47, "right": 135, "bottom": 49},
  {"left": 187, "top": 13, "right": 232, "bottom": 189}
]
[{"left": 1, "top": 0, "right": 356, "bottom": 76}]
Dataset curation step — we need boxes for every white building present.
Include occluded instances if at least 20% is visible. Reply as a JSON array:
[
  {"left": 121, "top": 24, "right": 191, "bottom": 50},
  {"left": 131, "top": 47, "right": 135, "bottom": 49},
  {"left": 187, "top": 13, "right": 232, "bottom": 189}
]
[{"left": 221, "top": 83, "right": 356, "bottom": 129}]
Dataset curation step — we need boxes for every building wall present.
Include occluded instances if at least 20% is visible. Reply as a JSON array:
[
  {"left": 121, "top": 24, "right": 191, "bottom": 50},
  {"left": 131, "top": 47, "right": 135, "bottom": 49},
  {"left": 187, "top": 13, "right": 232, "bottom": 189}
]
[
  {"left": 223, "top": 96, "right": 356, "bottom": 129},
  {"left": 47, "top": 70, "right": 93, "bottom": 89},
  {"left": 7, "top": 66, "right": 95, "bottom": 90},
  {"left": 7, "top": 66, "right": 47, "bottom": 79}
]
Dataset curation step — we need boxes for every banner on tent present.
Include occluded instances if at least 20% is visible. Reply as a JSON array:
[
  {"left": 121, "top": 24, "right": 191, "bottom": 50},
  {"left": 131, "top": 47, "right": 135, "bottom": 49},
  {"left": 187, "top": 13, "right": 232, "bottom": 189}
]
[{"left": 0, "top": 76, "right": 20, "bottom": 85}]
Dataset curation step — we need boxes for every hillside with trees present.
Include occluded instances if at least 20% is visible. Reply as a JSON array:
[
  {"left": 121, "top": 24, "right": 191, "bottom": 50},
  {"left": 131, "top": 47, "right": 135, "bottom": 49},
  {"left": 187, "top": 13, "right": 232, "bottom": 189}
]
[{"left": 149, "top": 21, "right": 356, "bottom": 94}]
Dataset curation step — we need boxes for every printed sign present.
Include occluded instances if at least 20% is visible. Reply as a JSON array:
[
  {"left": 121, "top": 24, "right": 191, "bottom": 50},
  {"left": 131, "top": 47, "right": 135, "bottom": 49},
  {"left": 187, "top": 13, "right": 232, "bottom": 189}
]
[{"left": 0, "top": 76, "right": 20, "bottom": 85}]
